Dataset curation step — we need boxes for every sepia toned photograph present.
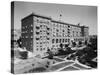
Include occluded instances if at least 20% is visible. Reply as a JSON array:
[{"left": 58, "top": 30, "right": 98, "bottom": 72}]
[{"left": 11, "top": 1, "right": 97, "bottom": 74}]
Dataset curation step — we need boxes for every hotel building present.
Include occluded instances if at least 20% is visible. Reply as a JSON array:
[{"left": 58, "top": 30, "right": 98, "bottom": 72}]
[{"left": 21, "top": 13, "right": 89, "bottom": 55}]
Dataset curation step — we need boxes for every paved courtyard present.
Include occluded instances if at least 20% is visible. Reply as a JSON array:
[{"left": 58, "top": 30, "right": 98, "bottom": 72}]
[
  {"left": 50, "top": 56, "right": 91, "bottom": 72},
  {"left": 13, "top": 55, "right": 92, "bottom": 74}
]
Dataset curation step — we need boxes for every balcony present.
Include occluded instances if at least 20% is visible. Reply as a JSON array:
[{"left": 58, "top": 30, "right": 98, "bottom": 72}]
[
  {"left": 36, "top": 26, "right": 40, "bottom": 29},
  {"left": 36, "top": 32, "right": 39, "bottom": 35}
]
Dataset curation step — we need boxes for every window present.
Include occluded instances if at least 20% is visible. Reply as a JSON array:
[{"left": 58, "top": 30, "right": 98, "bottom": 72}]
[
  {"left": 47, "top": 38, "right": 50, "bottom": 40},
  {"left": 36, "top": 48, "right": 39, "bottom": 51},
  {"left": 47, "top": 32, "right": 50, "bottom": 35},
  {"left": 40, "top": 45, "right": 42, "bottom": 47},
  {"left": 65, "top": 39, "right": 67, "bottom": 42},
  {"left": 37, "top": 19, "right": 39, "bottom": 22},
  {"left": 52, "top": 45, "right": 55, "bottom": 48},
  {"left": 73, "top": 31, "right": 74, "bottom": 37},
  {"left": 40, "top": 48, "right": 42, "bottom": 51},
  {"left": 74, "top": 39, "right": 76, "bottom": 41},
  {"left": 47, "top": 21, "right": 49, "bottom": 24},
  {"left": 77, "top": 32, "right": 78, "bottom": 36},
  {"left": 63, "top": 30, "right": 64, "bottom": 32},
  {"left": 47, "top": 27, "right": 50, "bottom": 30},
  {"left": 63, "top": 39, "right": 64, "bottom": 43},
  {"left": 56, "top": 33, "right": 58, "bottom": 37},
  {"left": 56, "top": 29, "right": 59, "bottom": 32},
  {"left": 56, "top": 39, "right": 58, "bottom": 43},
  {"left": 40, "top": 25, "right": 42, "bottom": 27},
  {"left": 53, "top": 34, "right": 56, "bottom": 37},
  {"left": 68, "top": 25, "right": 70, "bottom": 28},
  {"left": 40, "top": 36, "right": 42, "bottom": 38},
  {"left": 68, "top": 39, "right": 70, "bottom": 42},
  {"left": 43, "top": 48, "right": 45, "bottom": 50},
  {"left": 60, "top": 39, "right": 62, "bottom": 43},
  {"left": 40, "top": 42, "right": 42, "bottom": 44},
  {"left": 52, "top": 39, "right": 55, "bottom": 43},
  {"left": 62, "top": 33, "right": 64, "bottom": 37},
  {"left": 68, "top": 31, "right": 70, "bottom": 33},
  {"left": 36, "top": 42, "right": 39, "bottom": 44}
]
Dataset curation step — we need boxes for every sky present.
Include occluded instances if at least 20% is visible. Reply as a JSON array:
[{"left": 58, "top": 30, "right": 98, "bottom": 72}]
[{"left": 14, "top": 1, "right": 97, "bottom": 35}]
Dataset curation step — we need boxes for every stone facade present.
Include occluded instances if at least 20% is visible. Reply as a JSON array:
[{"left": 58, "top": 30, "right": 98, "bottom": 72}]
[{"left": 21, "top": 13, "right": 89, "bottom": 55}]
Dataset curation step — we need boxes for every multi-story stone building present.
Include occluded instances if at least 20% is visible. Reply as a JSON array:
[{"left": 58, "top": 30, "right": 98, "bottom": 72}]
[
  {"left": 21, "top": 13, "right": 89, "bottom": 55},
  {"left": 21, "top": 13, "right": 52, "bottom": 55}
]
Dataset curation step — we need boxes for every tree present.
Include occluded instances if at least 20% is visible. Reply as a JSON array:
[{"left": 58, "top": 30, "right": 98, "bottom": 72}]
[{"left": 17, "top": 37, "right": 22, "bottom": 47}]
